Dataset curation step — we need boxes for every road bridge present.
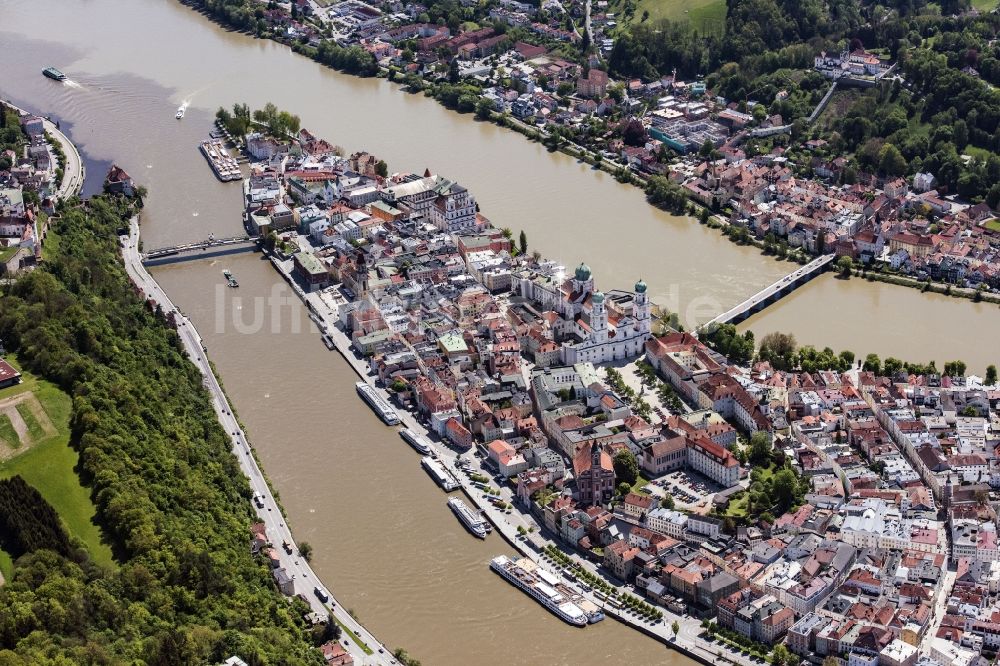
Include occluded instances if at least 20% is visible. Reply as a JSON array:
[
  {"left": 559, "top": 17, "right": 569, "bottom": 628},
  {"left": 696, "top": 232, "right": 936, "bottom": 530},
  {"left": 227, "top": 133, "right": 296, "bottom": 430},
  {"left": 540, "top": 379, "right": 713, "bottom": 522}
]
[
  {"left": 141, "top": 236, "right": 258, "bottom": 266},
  {"left": 703, "top": 253, "right": 836, "bottom": 329}
]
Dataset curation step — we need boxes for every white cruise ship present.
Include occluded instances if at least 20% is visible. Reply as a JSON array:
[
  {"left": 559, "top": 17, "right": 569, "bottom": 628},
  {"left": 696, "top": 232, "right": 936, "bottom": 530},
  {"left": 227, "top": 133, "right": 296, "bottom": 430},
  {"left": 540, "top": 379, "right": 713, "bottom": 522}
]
[
  {"left": 400, "top": 428, "right": 432, "bottom": 455},
  {"left": 421, "top": 456, "right": 459, "bottom": 491},
  {"left": 355, "top": 381, "right": 400, "bottom": 425},
  {"left": 447, "top": 497, "right": 488, "bottom": 539},
  {"left": 489, "top": 555, "right": 588, "bottom": 626}
]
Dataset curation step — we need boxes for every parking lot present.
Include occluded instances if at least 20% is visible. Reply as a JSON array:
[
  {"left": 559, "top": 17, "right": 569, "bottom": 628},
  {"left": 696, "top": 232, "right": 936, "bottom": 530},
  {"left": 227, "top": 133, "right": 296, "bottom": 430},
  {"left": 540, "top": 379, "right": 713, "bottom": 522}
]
[{"left": 647, "top": 469, "right": 723, "bottom": 513}]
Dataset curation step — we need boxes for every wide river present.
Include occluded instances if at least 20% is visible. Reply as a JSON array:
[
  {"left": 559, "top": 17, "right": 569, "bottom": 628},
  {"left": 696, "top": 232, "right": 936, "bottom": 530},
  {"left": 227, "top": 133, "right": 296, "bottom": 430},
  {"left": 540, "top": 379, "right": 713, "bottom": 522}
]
[{"left": 2, "top": 0, "right": 998, "bottom": 662}]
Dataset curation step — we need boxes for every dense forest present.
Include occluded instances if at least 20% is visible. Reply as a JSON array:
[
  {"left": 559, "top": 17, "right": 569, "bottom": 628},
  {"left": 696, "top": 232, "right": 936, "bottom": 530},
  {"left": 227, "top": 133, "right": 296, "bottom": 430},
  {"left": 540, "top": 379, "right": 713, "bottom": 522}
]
[
  {"left": 0, "top": 476, "right": 73, "bottom": 560},
  {"left": 0, "top": 197, "right": 323, "bottom": 664}
]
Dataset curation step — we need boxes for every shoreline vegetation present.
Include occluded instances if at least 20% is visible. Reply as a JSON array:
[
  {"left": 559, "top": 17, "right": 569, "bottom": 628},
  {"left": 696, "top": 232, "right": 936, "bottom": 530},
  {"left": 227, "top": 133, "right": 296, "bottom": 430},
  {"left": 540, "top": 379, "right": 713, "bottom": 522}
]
[
  {"left": 0, "top": 195, "right": 328, "bottom": 664},
  {"left": 176, "top": 0, "right": 1000, "bottom": 311}
]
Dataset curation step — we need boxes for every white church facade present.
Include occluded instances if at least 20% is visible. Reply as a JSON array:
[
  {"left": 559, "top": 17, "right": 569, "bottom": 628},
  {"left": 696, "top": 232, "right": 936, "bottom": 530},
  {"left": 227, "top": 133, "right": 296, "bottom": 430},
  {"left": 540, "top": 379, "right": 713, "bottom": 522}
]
[{"left": 515, "top": 262, "right": 652, "bottom": 366}]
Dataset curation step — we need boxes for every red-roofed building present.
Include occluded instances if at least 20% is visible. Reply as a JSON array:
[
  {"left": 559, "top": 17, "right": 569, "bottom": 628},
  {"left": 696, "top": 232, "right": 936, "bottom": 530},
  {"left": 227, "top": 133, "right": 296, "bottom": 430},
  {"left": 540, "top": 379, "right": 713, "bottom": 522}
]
[
  {"left": 105, "top": 164, "right": 135, "bottom": 197},
  {"left": 0, "top": 359, "right": 21, "bottom": 389},
  {"left": 604, "top": 539, "right": 641, "bottom": 581},
  {"left": 620, "top": 491, "right": 655, "bottom": 520},
  {"left": 687, "top": 435, "right": 740, "bottom": 487},
  {"left": 445, "top": 417, "right": 473, "bottom": 450},
  {"left": 641, "top": 432, "right": 687, "bottom": 475},
  {"left": 320, "top": 641, "right": 354, "bottom": 666}
]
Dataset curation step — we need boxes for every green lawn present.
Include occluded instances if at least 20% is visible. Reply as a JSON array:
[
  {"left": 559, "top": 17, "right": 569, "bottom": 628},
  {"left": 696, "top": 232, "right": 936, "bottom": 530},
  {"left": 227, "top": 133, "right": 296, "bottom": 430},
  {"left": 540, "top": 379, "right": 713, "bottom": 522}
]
[
  {"left": 964, "top": 145, "right": 994, "bottom": 161},
  {"left": 40, "top": 215, "right": 61, "bottom": 263},
  {"left": 984, "top": 219, "right": 1000, "bottom": 233},
  {"left": 972, "top": 0, "right": 998, "bottom": 10},
  {"left": 0, "top": 246, "right": 18, "bottom": 264},
  {"left": 630, "top": 471, "right": 654, "bottom": 494},
  {"left": 0, "top": 548, "right": 12, "bottom": 582},
  {"left": 630, "top": 0, "right": 727, "bottom": 34},
  {"left": 0, "top": 414, "right": 18, "bottom": 449},
  {"left": 723, "top": 461, "right": 778, "bottom": 519},
  {"left": 0, "top": 358, "right": 114, "bottom": 569}
]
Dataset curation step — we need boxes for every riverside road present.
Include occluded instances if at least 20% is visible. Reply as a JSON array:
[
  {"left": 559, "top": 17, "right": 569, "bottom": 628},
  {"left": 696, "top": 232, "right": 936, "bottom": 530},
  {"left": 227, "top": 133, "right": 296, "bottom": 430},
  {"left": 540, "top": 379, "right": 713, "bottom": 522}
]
[{"left": 122, "top": 219, "right": 396, "bottom": 666}]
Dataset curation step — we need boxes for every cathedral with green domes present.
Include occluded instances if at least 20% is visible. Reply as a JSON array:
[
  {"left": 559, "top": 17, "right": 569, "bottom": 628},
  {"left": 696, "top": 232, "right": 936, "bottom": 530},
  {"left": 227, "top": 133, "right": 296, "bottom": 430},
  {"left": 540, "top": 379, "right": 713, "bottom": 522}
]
[{"left": 514, "top": 261, "right": 652, "bottom": 366}]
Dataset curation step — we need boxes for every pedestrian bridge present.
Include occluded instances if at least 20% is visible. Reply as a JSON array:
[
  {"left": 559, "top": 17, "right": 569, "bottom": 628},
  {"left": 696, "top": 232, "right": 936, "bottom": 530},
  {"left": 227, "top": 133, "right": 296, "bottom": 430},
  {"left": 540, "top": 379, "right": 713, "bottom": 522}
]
[
  {"left": 702, "top": 253, "right": 836, "bottom": 329},
  {"left": 141, "top": 236, "right": 259, "bottom": 266}
]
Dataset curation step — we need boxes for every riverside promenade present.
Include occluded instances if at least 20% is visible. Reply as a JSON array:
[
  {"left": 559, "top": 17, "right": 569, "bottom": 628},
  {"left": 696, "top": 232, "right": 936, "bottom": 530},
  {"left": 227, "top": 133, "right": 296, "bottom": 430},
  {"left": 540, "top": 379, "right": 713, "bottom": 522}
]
[
  {"left": 269, "top": 253, "right": 759, "bottom": 666},
  {"left": 2, "top": 99, "right": 84, "bottom": 200},
  {"left": 121, "top": 219, "right": 396, "bottom": 666}
]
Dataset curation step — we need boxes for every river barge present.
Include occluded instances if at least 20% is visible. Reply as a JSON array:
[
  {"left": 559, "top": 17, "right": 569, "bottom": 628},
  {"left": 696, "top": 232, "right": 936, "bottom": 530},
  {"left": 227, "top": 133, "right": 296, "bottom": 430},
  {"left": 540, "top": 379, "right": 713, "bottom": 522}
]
[{"left": 355, "top": 381, "right": 400, "bottom": 425}]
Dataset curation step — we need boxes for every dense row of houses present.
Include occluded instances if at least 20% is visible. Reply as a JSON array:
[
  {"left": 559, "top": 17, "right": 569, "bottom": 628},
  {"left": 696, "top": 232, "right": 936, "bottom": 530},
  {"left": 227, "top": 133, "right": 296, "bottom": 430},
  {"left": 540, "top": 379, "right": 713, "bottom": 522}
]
[
  {"left": 242, "top": 120, "right": 1000, "bottom": 666},
  {"left": 0, "top": 106, "right": 63, "bottom": 274}
]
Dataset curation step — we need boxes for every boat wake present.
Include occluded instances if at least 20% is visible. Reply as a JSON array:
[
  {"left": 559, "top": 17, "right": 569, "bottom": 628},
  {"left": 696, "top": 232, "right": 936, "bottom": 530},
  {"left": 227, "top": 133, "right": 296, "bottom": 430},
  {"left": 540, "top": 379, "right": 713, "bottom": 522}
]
[{"left": 63, "top": 79, "right": 82, "bottom": 89}]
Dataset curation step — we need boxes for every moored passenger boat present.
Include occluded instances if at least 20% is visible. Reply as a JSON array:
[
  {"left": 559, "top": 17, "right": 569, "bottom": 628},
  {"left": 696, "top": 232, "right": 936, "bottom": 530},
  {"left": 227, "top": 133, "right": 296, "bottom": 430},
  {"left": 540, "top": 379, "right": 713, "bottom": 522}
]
[
  {"left": 355, "top": 381, "right": 400, "bottom": 425},
  {"left": 489, "top": 555, "right": 588, "bottom": 627},
  {"left": 447, "top": 497, "right": 488, "bottom": 538},
  {"left": 400, "top": 428, "right": 432, "bottom": 455}
]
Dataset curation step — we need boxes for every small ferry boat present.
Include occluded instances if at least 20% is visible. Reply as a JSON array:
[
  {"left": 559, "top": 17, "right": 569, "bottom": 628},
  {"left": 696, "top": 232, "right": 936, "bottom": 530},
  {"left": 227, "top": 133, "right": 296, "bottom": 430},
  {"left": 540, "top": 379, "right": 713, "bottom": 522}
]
[
  {"left": 400, "top": 428, "right": 432, "bottom": 455},
  {"left": 321, "top": 334, "right": 335, "bottom": 350},
  {"left": 42, "top": 67, "right": 66, "bottom": 81},
  {"left": 355, "top": 381, "right": 400, "bottom": 425},
  {"left": 447, "top": 497, "right": 489, "bottom": 539},
  {"left": 223, "top": 269, "right": 239, "bottom": 288},
  {"left": 421, "top": 456, "right": 459, "bottom": 491},
  {"left": 175, "top": 106, "right": 185, "bottom": 120},
  {"left": 489, "top": 555, "right": 589, "bottom": 626}
]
